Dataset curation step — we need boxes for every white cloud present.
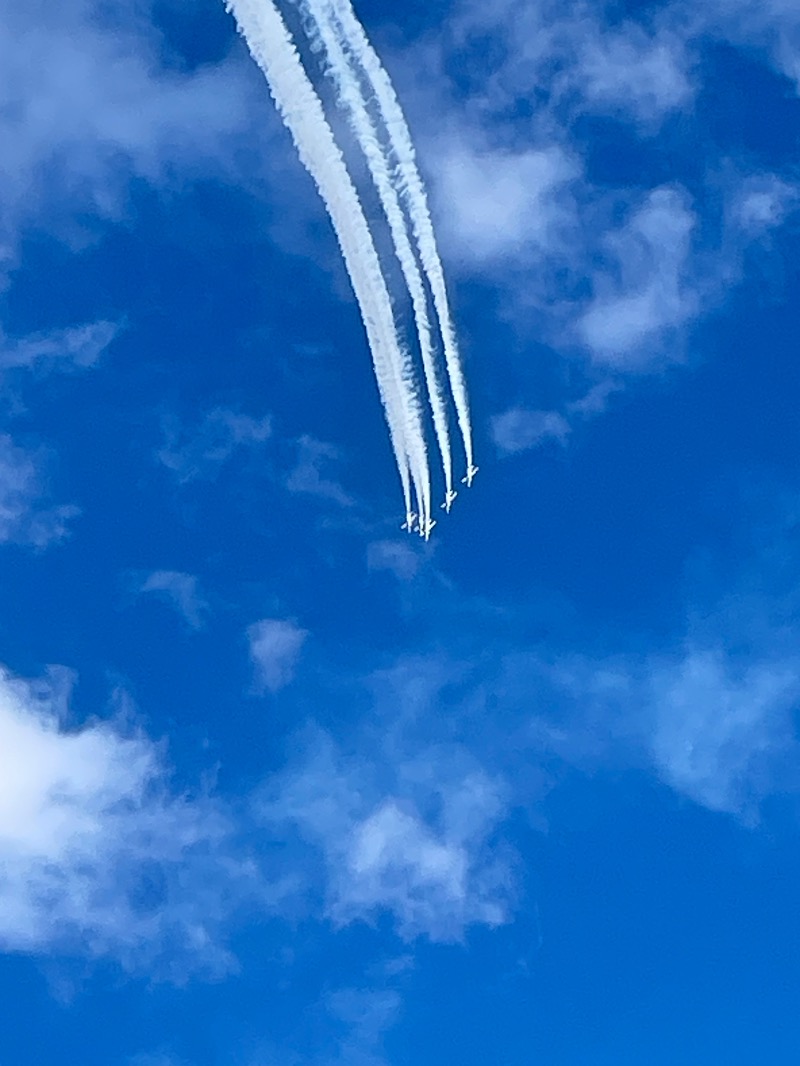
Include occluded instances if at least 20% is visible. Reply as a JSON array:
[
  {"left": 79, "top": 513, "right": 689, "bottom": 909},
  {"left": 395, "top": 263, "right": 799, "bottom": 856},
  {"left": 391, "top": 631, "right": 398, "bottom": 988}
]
[
  {"left": 0, "top": 0, "right": 257, "bottom": 271},
  {"left": 367, "top": 539, "right": 420, "bottom": 581},
  {"left": 0, "top": 318, "right": 121, "bottom": 372},
  {"left": 729, "top": 173, "right": 799, "bottom": 235},
  {"left": 323, "top": 987, "right": 401, "bottom": 1066},
  {"left": 287, "top": 436, "right": 353, "bottom": 507},
  {"left": 699, "top": 0, "right": 800, "bottom": 92},
  {"left": 491, "top": 408, "right": 570, "bottom": 455},
  {"left": 403, "top": 0, "right": 799, "bottom": 393},
  {"left": 157, "top": 407, "right": 271, "bottom": 484},
  {"left": 577, "top": 187, "right": 698, "bottom": 367},
  {"left": 0, "top": 664, "right": 273, "bottom": 976},
  {"left": 576, "top": 25, "right": 693, "bottom": 125},
  {"left": 0, "top": 434, "right": 77, "bottom": 548},
  {"left": 248, "top": 618, "right": 308, "bottom": 694},
  {"left": 647, "top": 648, "right": 800, "bottom": 816},
  {"left": 139, "top": 571, "right": 209, "bottom": 630},
  {"left": 260, "top": 734, "right": 512, "bottom": 941},
  {"left": 533, "top": 634, "right": 800, "bottom": 820},
  {"left": 442, "top": 0, "right": 693, "bottom": 127},
  {"left": 434, "top": 141, "right": 579, "bottom": 264}
]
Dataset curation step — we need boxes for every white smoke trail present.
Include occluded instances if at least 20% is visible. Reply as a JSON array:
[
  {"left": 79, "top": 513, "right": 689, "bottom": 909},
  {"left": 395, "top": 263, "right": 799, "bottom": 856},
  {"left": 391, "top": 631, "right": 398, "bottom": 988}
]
[
  {"left": 325, "top": 0, "right": 476, "bottom": 482},
  {"left": 298, "top": 0, "right": 455, "bottom": 504},
  {"left": 225, "top": 0, "right": 431, "bottom": 525}
]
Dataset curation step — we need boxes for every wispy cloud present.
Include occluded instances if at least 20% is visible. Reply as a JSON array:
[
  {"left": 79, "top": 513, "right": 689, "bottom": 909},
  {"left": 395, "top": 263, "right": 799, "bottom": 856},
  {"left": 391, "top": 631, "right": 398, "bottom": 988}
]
[
  {"left": 259, "top": 732, "right": 512, "bottom": 941},
  {"left": 441, "top": 0, "right": 694, "bottom": 128},
  {"left": 138, "top": 571, "right": 209, "bottom": 630},
  {"left": 322, "top": 986, "right": 401, "bottom": 1066},
  {"left": 491, "top": 408, "right": 571, "bottom": 456},
  {"left": 700, "top": 0, "right": 800, "bottom": 93},
  {"left": 248, "top": 618, "right": 308, "bottom": 694},
  {"left": 367, "top": 539, "right": 421, "bottom": 581},
  {"left": 576, "top": 186, "right": 698, "bottom": 368},
  {"left": 404, "top": 0, "right": 797, "bottom": 396},
  {"left": 575, "top": 23, "right": 693, "bottom": 125},
  {"left": 0, "top": 0, "right": 257, "bottom": 273},
  {"left": 434, "top": 140, "right": 579, "bottom": 265},
  {"left": 0, "top": 318, "right": 121, "bottom": 373},
  {"left": 0, "top": 434, "right": 77, "bottom": 548},
  {"left": 287, "top": 436, "right": 353, "bottom": 508},
  {"left": 647, "top": 647, "right": 800, "bottom": 817},
  {"left": 157, "top": 407, "right": 272, "bottom": 484},
  {"left": 727, "top": 172, "right": 799, "bottom": 236}
]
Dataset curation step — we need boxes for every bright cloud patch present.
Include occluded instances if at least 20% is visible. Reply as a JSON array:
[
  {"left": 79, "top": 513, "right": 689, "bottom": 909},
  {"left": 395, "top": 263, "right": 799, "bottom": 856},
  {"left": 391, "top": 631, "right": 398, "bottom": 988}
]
[
  {"left": 435, "top": 142, "right": 578, "bottom": 263},
  {"left": 577, "top": 187, "right": 697, "bottom": 366},
  {"left": 261, "top": 734, "right": 512, "bottom": 941},
  {"left": 0, "top": 665, "right": 263, "bottom": 976}
]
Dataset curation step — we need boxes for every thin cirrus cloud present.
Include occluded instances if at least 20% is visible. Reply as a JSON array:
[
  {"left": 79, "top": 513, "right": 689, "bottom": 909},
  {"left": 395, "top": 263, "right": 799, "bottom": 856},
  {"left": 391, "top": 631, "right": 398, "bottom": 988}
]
[{"left": 728, "top": 172, "right": 799, "bottom": 235}]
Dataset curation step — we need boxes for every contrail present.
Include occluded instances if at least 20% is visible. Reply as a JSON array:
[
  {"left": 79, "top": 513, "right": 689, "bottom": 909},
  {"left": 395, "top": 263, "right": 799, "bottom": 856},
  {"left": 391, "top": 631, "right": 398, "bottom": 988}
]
[
  {"left": 324, "top": 0, "right": 476, "bottom": 484},
  {"left": 224, "top": 0, "right": 431, "bottom": 526},
  {"left": 298, "top": 0, "right": 455, "bottom": 504}
]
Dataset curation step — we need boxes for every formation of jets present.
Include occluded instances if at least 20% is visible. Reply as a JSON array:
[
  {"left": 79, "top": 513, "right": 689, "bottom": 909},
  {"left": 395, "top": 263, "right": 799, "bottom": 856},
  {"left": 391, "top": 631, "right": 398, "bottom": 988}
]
[
  {"left": 401, "top": 467, "right": 478, "bottom": 539},
  {"left": 400, "top": 510, "right": 437, "bottom": 540}
]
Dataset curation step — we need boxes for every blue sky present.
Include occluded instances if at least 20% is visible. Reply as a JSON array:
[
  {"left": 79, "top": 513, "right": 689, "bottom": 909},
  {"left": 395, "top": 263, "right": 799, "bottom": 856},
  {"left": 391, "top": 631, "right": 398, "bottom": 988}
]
[{"left": 1, "top": 0, "right": 800, "bottom": 1062}]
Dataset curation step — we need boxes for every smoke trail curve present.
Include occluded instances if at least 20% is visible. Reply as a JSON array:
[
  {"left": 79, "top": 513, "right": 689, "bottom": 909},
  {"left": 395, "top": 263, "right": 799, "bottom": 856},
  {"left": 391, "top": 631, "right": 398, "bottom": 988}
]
[
  {"left": 299, "top": 0, "right": 455, "bottom": 503},
  {"left": 225, "top": 0, "right": 431, "bottom": 524},
  {"left": 325, "top": 0, "right": 475, "bottom": 480}
]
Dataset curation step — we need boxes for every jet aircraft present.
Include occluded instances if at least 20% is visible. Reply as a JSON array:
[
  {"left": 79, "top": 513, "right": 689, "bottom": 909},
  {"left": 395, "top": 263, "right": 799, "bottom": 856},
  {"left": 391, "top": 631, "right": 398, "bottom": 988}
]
[
  {"left": 420, "top": 515, "right": 437, "bottom": 540},
  {"left": 441, "top": 489, "right": 458, "bottom": 513},
  {"left": 461, "top": 465, "right": 479, "bottom": 487}
]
